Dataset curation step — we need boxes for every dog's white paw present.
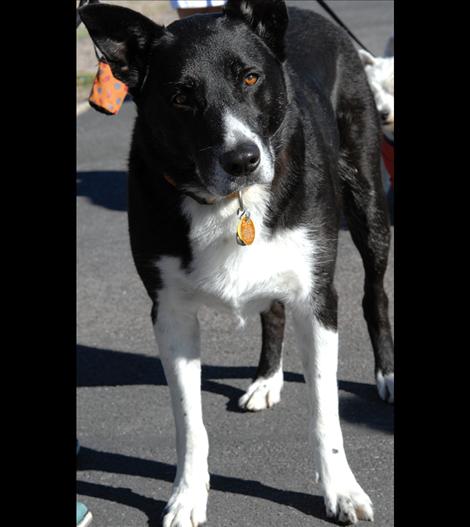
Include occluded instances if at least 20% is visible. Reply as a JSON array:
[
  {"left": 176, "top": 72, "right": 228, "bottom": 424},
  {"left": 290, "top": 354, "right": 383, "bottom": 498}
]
[
  {"left": 324, "top": 484, "right": 374, "bottom": 524},
  {"left": 238, "top": 368, "right": 283, "bottom": 411},
  {"left": 376, "top": 370, "right": 394, "bottom": 403},
  {"left": 162, "top": 481, "right": 209, "bottom": 527}
]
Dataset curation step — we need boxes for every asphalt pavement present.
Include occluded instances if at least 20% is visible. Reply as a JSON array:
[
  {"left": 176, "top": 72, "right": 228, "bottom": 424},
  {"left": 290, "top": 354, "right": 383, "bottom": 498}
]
[{"left": 77, "top": 2, "right": 394, "bottom": 526}]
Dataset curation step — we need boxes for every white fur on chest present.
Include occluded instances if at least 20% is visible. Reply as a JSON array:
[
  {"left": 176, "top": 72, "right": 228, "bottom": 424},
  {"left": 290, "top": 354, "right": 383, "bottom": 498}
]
[{"left": 157, "top": 185, "right": 315, "bottom": 319}]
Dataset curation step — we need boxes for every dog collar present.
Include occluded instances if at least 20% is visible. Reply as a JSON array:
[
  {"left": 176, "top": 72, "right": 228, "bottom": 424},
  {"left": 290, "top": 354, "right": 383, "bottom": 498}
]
[
  {"left": 163, "top": 173, "right": 218, "bottom": 205},
  {"left": 163, "top": 174, "right": 255, "bottom": 246}
]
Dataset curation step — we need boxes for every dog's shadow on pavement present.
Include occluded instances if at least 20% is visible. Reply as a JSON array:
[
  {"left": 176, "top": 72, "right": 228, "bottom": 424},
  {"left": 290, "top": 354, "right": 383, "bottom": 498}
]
[
  {"left": 77, "top": 479, "right": 167, "bottom": 527},
  {"left": 77, "top": 345, "right": 393, "bottom": 434},
  {"left": 77, "top": 446, "right": 336, "bottom": 526},
  {"left": 76, "top": 171, "right": 127, "bottom": 212}
]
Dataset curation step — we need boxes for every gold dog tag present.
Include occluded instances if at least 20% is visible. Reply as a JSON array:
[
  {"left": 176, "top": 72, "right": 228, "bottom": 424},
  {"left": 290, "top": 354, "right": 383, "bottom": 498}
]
[{"left": 236, "top": 212, "right": 255, "bottom": 246}]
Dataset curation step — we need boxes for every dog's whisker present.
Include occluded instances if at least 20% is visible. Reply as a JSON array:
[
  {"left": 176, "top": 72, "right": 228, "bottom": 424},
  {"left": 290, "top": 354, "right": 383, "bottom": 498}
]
[{"left": 198, "top": 145, "right": 215, "bottom": 153}]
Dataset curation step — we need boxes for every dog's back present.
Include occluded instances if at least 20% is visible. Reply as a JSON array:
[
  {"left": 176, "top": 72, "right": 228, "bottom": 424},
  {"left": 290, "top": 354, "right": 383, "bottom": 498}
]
[
  {"left": 283, "top": 8, "right": 384, "bottom": 240},
  {"left": 286, "top": 8, "right": 379, "bottom": 126}
]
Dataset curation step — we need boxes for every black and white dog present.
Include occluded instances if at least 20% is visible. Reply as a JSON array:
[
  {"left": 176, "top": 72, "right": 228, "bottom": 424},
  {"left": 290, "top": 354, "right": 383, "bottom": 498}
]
[{"left": 80, "top": 1, "right": 394, "bottom": 524}]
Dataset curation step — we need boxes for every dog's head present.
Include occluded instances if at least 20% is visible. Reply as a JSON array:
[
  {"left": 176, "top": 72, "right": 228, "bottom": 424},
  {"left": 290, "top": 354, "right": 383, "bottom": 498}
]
[
  {"left": 359, "top": 49, "right": 394, "bottom": 137},
  {"left": 79, "top": 0, "right": 289, "bottom": 200}
]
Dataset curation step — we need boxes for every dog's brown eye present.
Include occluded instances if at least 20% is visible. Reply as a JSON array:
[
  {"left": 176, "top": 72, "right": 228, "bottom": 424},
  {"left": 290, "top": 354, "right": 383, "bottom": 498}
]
[
  {"left": 244, "top": 73, "right": 259, "bottom": 86},
  {"left": 172, "top": 93, "right": 188, "bottom": 107}
]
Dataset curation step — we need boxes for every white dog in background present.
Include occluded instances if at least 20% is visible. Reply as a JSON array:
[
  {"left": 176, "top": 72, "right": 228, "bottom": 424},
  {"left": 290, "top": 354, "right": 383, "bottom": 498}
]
[
  {"left": 359, "top": 37, "right": 394, "bottom": 196},
  {"left": 359, "top": 36, "right": 394, "bottom": 140}
]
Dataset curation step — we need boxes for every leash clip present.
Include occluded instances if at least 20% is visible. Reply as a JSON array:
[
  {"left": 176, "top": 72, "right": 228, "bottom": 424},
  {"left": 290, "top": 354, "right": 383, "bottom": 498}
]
[{"left": 236, "top": 191, "right": 250, "bottom": 219}]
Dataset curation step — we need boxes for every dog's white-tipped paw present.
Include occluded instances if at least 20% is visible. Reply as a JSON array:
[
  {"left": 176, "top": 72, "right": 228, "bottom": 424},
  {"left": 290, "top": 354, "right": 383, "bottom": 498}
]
[
  {"left": 162, "top": 483, "right": 208, "bottom": 527},
  {"left": 238, "top": 368, "right": 283, "bottom": 411},
  {"left": 324, "top": 487, "right": 374, "bottom": 524},
  {"left": 376, "top": 370, "right": 394, "bottom": 403}
]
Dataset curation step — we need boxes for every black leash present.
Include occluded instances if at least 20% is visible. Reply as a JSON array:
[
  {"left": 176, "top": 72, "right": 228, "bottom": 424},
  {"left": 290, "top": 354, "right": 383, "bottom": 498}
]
[{"left": 316, "top": 0, "right": 375, "bottom": 56}]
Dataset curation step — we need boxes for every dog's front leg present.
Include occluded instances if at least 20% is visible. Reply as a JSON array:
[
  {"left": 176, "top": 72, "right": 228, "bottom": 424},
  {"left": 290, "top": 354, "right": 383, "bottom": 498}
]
[
  {"left": 293, "top": 300, "right": 374, "bottom": 524},
  {"left": 154, "top": 293, "right": 209, "bottom": 527}
]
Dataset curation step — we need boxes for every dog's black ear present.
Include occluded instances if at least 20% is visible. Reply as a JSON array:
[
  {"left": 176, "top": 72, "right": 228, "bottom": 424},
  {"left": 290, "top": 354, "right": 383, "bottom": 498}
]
[
  {"left": 224, "top": 0, "right": 288, "bottom": 61},
  {"left": 79, "top": 3, "right": 167, "bottom": 89}
]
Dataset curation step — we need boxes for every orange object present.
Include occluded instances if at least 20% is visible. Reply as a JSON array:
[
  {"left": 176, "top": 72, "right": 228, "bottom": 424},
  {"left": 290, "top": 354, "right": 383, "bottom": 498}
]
[
  {"left": 88, "top": 60, "right": 128, "bottom": 115},
  {"left": 237, "top": 213, "right": 256, "bottom": 246}
]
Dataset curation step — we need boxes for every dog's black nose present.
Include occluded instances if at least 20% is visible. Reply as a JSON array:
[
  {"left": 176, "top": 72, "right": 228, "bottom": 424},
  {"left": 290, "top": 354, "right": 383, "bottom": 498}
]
[
  {"left": 220, "top": 143, "right": 260, "bottom": 176},
  {"left": 380, "top": 110, "right": 390, "bottom": 122}
]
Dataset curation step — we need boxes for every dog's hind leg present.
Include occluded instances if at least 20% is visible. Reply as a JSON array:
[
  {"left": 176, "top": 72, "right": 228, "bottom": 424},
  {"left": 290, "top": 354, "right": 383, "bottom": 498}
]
[
  {"left": 239, "top": 300, "right": 285, "bottom": 411},
  {"left": 153, "top": 291, "right": 210, "bottom": 527},
  {"left": 338, "top": 113, "right": 394, "bottom": 403}
]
